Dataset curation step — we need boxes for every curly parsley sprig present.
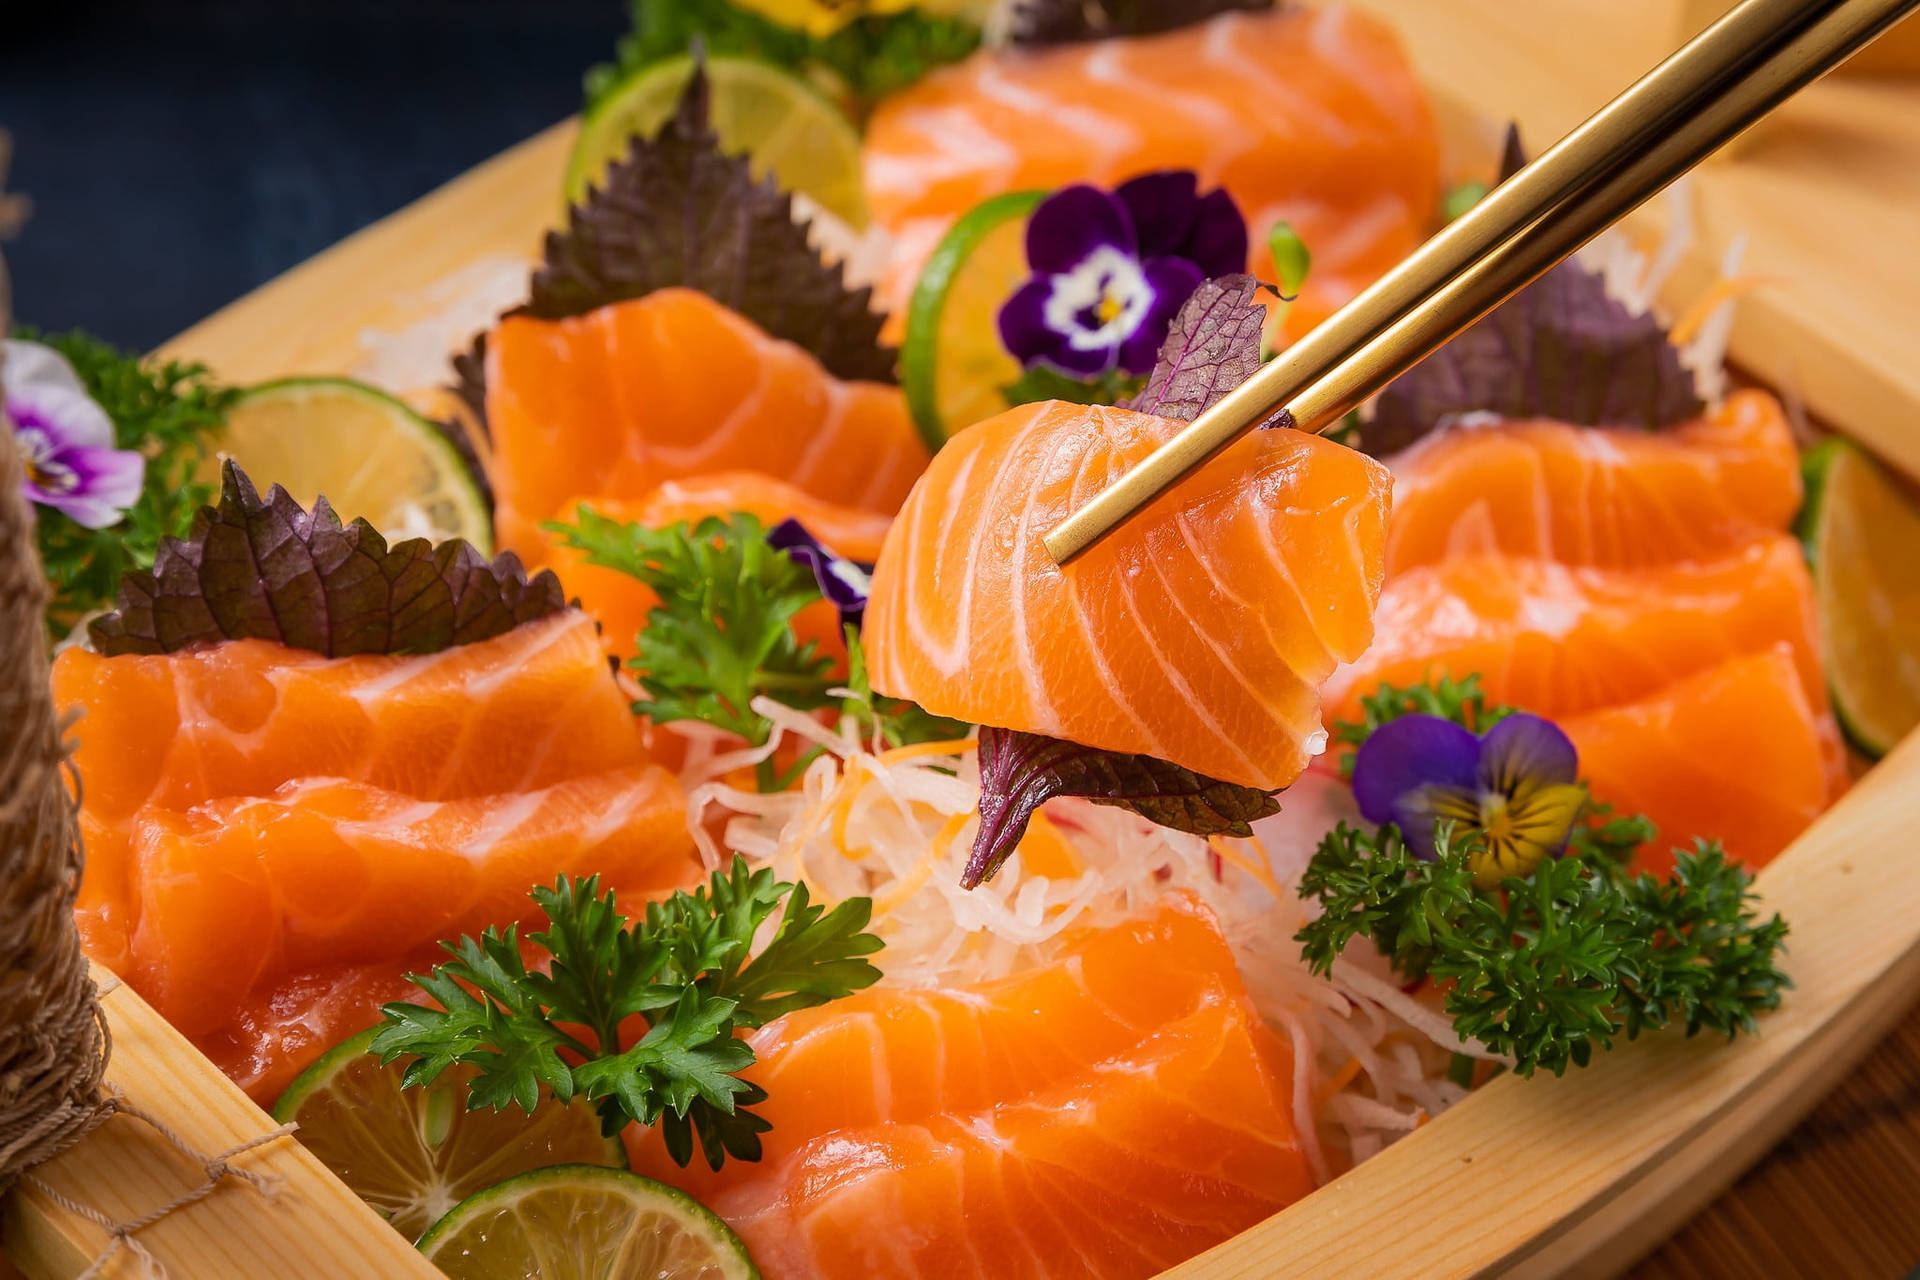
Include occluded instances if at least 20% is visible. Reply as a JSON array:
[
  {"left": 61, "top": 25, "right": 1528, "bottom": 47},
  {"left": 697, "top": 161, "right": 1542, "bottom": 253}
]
[
  {"left": 373, "top": 859, "right": 883, "bottom": 1170},
  {"left": 1297, "top": 820, "right": 1790, "bottom": 1077},
  {"left": 1330, "top": 672, "right": 1518, "bottom": 777},
  {"left": 14, "top": 329, "right": 235, "bottom": 636}
]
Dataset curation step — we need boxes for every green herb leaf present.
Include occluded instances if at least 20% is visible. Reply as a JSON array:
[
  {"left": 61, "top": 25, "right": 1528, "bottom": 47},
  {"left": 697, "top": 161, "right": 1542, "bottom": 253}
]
[
  {"left": 969, "top": 725, "right": 1280, "bottom": 889},
  {"left": 589, "top": 0, "right": 981, "bottom": 115},
  {"left": 376, "top": 861, "right": 884, "bottom": 1168},
  {"left": 530, "top": 64, "right": 895, "bottom": 384},
  {"left": 1001, "top": 363, "right": 1143, "bottom": 411},
  {"left": 90, "top": 462, "right": 564, "bottom": 657},
  {"left": 545, "top": 507, "right": 835, "bottom": 745},
  {"left": 13, "top": 328, "right": 236, "bottom": 638},
  {"left": 842, "top": 627, "right": 972, "bottom": 749}
]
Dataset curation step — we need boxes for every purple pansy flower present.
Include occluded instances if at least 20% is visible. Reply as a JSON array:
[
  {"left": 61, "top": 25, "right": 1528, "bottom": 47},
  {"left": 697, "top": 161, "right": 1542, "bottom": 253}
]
[
  {"left": 998, "top": 171, "right": 1248, "bottom": 378},
  {"left": 769, "top": 517, "right": 871, "bottom": 631},
  {"left": 4, "top": 339, "right": 144, "bottom": 528},
  {"left": 1352, "top": 712, "right": 1587, "bottom": 889}
]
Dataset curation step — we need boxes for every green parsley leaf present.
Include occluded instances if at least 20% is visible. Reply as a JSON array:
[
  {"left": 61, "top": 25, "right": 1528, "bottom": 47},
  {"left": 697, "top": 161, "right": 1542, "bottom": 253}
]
[
  {"left": 375, "top": 861, "right": 884, "bottom": 1167},
  {"left": 1329, "top": 672, "right": 1519, "bottom": 777},
  {"left": 590, "top": 0, "right": 981, "bottom": 117},
  {"left": 13, "top": 328, "right": 236, "bottom": 638},
  {"left": 546, "top": 507, "right": 836, "bottom": 746},
  {"left": 1295, "top": 819, "right": 1789, "bottom": 1077}
]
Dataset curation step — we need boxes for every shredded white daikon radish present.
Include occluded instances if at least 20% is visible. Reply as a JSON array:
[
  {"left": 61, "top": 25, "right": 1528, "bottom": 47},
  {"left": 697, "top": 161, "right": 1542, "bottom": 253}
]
[{"left": 672, "top": 700, "right": 1504, "bottom": 1183}]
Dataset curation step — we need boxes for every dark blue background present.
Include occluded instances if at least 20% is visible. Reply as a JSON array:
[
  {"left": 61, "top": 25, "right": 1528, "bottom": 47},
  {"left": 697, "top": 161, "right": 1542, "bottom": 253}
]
[{"left": 1, "top": 0, "right": 625, "bottom": 350}]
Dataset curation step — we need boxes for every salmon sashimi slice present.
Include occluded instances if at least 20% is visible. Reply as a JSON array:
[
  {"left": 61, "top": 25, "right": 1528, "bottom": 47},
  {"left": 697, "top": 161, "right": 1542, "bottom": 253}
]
[
  {"left": 1564, "top": 647, "right": 1835, "bottom": 876},
  {"left": 485, "top": 288, "right": 930, "bottom": 562},
  {"left": 711, "top": 1000, "right": 1314, "bottom": 1280},
  {"left": 865, "top": 399, "right": 1392, "bottom": 790},
  {"left": 863, "top": 6, "right": 1439, "bottom": 334},
  {"left": 53, "top": 609, "right": 646, "bottom": 972},
  {"left": 1324, "top": 536, "right": 1826, "bottom": 728},
  {"left": 628, "top": 894, "right": 1246, "bottom": 1197},
  {"left": 128, "top": 764, "right": 693, "bottom": 1037},
  {"left": 544, "top": 472, "right": 893, "bottom": 664},
  {"left": 1384, "top": 390, "right": 1803, "bottom": 574},
  {"left": 196, "top": 955, "right": 427, "bottom": 1105}
]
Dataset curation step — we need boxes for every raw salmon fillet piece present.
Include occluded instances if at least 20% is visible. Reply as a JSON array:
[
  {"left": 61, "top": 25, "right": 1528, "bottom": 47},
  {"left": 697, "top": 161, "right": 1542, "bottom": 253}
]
[
  {"left": 1384, "top": 390, "right": 1802, "bottom": 574},
  {"left": 865, "top": 400, "right": 1392, "bottom": 790},
  {"left": 635, "top": 898, "right": 1312, "bottom": 1279},
  {"left": 543, "top": 472, "right": 893, "bottom": 665},
  {"left": 486, "top": 288, "right": 929, "bottom": 561},
  {"left": 1564, "top": 646, "right": 1834, "bottom": 876},
  {"left": 628, "top": 893, "right": 1250, "bottom": 1197},
  {"left": 713, "top": 1001, "right": 1313, "bottom": 1280},
  {"left": 129, "top": 764, "right": 692, "bottom": 1037},
  {"left": 53, "top": 610, "right": 648, "bottom": 972},
  {"left": 863, "top": 5, "right": 1439, "bottom": 333},
  {"left": 1324, "top": 536, "right": 1826, "bottom": 726}
]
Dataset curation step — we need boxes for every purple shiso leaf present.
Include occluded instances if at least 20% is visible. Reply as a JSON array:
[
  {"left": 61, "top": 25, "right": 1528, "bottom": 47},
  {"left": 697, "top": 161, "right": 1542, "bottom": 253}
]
[
  {"left": 1476, "top": 712, "right": 1580, "bottom": 795},
  {"left": 1349, "top": 714, "right": 1482, "bottom": 827},
  {"left": 1363, "top": 257, "right": 1703, "bottom": 456},
  {"left": 767, "top": 517, "right": 872, "bottom": 629},
  {"left": 1123, "top": 273, "right": 1266, "bottom": 422},
  {"left": 520, "top": 64, "right": 895, "bottom": 385},
  {"left": 89, "top": 461, "right": 565, "bottom": 658},
  {"left": 966, "top": 725, "right": 1280, "bottom": 889},
  {"left": 1008, "top": 0, "right": 1276, "bottom": 47}
]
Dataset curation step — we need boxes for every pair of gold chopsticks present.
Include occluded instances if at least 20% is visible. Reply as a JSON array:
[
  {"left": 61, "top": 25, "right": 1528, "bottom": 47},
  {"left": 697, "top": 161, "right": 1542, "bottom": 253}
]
[{"left": 1046, "top": 0, "right": 1920, "bottom": 566}]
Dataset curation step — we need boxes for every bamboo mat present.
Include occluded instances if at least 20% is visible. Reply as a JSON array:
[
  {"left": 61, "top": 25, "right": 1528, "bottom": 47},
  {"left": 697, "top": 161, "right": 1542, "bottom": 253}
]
[{"left": 1630, "top": 994, "right": 1920, "bottom": 1279}]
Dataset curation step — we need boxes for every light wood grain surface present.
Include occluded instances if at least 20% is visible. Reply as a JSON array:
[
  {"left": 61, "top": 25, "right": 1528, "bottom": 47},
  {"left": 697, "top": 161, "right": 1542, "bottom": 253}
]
[{"left": 12, "top": 4, "right": 1920, "bottom": 1278}]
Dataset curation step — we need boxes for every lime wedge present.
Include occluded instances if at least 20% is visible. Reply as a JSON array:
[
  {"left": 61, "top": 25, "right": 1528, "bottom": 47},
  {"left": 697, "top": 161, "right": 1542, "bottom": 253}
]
[
  {"left": 1798, "top": 436, "right": 1920, "bottom": 758},
  {"left": 416, "top": 1165, "right": 760, "bottom": 1280},
  {"left": 567, "top": 54, "right": 866, "bottom": 228},
  {"left": 273, "top": 1030, "right": 623, "bottom": 1241},
  {"left": 204, "top": 377, "right": 492, "bottom": 552},
  {"left": 900, "top": 188, "right": 1049, "bottom": 451}
]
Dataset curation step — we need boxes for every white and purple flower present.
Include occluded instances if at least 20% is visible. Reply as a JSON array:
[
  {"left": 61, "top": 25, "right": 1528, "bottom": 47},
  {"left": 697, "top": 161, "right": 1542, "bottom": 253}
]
[
  {"left": 997, "top": 171, "right": 1248, "bottom": 378},
  {"left": 4, "top": 339, "right": 144, "bottom": 528},
  {"left": 769, "top": 517, "right": 872, "bottom": 631},
  {"left": 1352, "top": 712, "right": 1587, "bottom": 889}
]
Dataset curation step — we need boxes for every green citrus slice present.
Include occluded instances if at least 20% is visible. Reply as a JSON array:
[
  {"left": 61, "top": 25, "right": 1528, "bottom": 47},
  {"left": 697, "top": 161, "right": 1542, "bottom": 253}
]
[
  {"left": 567, "top": 54, "right": 866, "bottom": 228},
  {"left": 203, "top": 377, "right": 492, "bottom": 552},
  {"left": 416, "top": 1165, "right": 760, "bottom": 1280},
  {"left": 273, "top": 1030, "right": 623, "bottom": 1241},
  {"left": 1798, "top": 436, "right": 1920, "bottom": 758},
  {"left": 900, "top": 188, "right": 1049, "bottom": 451}
]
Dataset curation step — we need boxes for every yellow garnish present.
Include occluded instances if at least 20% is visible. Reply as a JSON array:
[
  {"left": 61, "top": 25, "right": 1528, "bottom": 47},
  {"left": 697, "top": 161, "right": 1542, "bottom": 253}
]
[{"left": 1668, "top": 273, "right": 1773, "bottom": 345}]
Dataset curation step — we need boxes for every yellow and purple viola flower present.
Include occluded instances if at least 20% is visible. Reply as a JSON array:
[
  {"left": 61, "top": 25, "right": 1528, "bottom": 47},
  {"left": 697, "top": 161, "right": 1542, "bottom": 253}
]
[
  {"left": 4, "top": 339, "right": 144, "bottom": 529},
  {"left": 997, "top": 171, "right": 1248, "bottom": 378},
  {"left": 770, "top": 517, "right": 871, "bottom": 630},
  {"left": 1352, "top": 712, "right": 1587, "bottom": 889}
]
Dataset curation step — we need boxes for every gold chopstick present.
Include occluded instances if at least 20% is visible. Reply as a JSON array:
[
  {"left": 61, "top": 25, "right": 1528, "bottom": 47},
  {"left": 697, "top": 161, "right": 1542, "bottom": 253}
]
[{"left": 1044, "top": 0, "right": 1920, "bottom": 566}]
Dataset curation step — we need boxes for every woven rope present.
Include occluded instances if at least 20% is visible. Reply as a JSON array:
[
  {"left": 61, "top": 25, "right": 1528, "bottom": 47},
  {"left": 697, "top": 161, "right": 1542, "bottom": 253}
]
[{"left": 0, "top": 133, "right": 116, "bottom": 1191}]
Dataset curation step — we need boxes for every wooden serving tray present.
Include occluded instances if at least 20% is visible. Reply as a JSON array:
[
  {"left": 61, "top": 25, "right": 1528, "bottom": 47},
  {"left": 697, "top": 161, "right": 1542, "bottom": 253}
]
[{"left": 8, "top": 3, "right": 1920, "bottom": 1276}]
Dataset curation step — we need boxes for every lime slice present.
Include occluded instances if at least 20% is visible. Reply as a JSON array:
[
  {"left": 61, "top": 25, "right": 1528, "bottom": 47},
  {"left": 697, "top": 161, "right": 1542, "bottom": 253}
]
[
  {"left": 204, "top": 377, "right": 492, "bottom": 552},
  {"left": 416, "top": 1165, "right": 760, "bottom": 1280},
  {"left": 567, "top": 55, "right": 866, "bottom": 228},
  {"left": 900, "top": 189, "right": 1049, "bottom": 451},
  {"left": 273, "top": 1030, "right": 623, "bottom": 1241},
  {"left": 1798, "top": 437, "right": 1920, "bottom": 758}
]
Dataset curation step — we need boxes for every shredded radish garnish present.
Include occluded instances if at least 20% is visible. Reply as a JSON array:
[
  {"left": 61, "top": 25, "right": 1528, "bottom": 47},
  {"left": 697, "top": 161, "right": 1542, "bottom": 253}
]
[{"left": 674, "top": 702, "right": 1505, "bottom": 1180}]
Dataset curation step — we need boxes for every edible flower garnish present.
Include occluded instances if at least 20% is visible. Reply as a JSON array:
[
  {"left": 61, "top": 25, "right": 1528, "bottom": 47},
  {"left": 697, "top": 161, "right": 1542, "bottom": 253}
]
[
  {"left": 998, "top": 173, "right": 1247, "bottom": 383},
  {"left": 768, "top": 516, "right": 870, "bottom": 630},
  {"left": 1352, "top": 712, "right": 1586, "bottom": 888},
  {"left": 4, "top": 339, "right": 145, "bottom": 529},
  {"left": 374, "top": 860, "right": 884, "bottom": 1170},
  {"left": 1303, "top": 673, "right": 1791, "bottom": 1077},
  {"left": 9, "top": 330, "right": 234, "bottom": 637}
]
